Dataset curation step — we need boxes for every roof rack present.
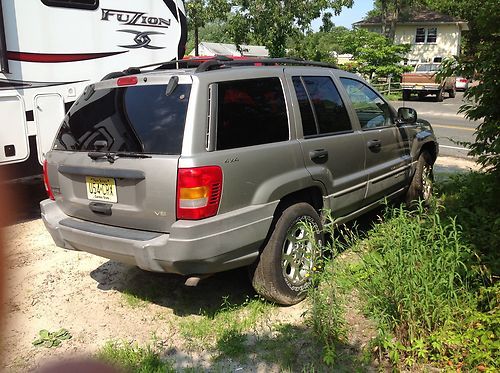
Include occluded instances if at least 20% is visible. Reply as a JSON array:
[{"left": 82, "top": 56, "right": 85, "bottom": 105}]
[
  {"left": 103, "top": 56, "right": 337, "bottom": 81},
  {"left": 193, "top": 57, "right": 338, "bottom": 73}
]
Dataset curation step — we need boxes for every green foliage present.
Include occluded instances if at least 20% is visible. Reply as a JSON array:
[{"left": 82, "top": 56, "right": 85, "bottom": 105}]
[
  {"left": 437, "top": 172, "right": 500, "bottom": 275},
  {"left": 97, "top": 342, "right": 175, "bottom": 373},
  {"left": 341, "top": 29, "right": 412, "bottom": 79},
  {"left": 228, "top": 0, "right": 354, "bottom": 57},
  {"left": 186, "top": 20, "right": 233, "bottom": 53},
  {"left": 288, "top": 28, "right": 412, "bottom": 79},
  {"left": 357, "top": 204, "right": 478, "bottom": 340},
  {"left": 304, "top": 171, "right": 499, "bottom": 369},
  {"left": 432, "top": 0, "right": 500, "bottom": 173},
  {"left": 32, "top": 328, "right": 72, "bottom": 348},
  {"left": 185, "top": 0, "right": 231, "bottom": 55},
  {"left": 179, "top": 296, "right": 272, "bottom": 358}
]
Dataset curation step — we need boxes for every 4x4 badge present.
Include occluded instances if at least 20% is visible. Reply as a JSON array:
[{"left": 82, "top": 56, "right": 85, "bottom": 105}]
[{"left": 118, "top": 30, "right": 165, "bottom": 49}]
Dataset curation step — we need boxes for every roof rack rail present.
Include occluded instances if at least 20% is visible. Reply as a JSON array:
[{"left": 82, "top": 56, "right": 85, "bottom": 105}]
[
  {"left": 102, "top": 58, "right": 209, "bottom": 80},
  {"left": 194, "top": 57, "right": 338, "bottom": 73},
  {"left": 102, "top": 56, "right": 337, "bottom": 81}
]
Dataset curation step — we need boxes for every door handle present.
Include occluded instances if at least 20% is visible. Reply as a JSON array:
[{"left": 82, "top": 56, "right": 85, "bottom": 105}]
[
  {"left": 309, "top": 149, "right": 328, "bottom": 164},
  {"left": 367, "top": 139, "right": 382, "bottom": 152}
]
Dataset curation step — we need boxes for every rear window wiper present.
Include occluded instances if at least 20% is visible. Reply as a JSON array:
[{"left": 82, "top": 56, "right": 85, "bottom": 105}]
[
  {"left": 88, "top": 151, "right": 152, "bottom": 163},
  {"left": 114, "top": 152, "right": 152, "bottom": 159}
]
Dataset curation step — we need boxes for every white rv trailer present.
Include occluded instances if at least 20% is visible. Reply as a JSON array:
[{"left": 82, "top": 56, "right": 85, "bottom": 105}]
[{"left": 0, "top": 0, "right": 187, "bottom": 179}]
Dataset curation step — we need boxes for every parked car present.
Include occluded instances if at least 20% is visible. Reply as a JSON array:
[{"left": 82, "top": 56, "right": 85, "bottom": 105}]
[
  {"left": 402, "top": 63, "right": 456, "bottom": 102},
  {"left": 455, "top": 77, "right": 470, "bottom": 91},
  {"left": 41, "top": 57, "right": 438, "bottom": 305}
]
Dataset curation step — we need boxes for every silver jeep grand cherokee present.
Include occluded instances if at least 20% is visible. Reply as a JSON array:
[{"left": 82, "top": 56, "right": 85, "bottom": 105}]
[{"left": 41, "top": 57, "right": 438, "bottom": 305}]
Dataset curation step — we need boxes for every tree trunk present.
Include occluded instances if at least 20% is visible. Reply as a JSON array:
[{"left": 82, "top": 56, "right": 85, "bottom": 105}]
[{"left": 194, "top": 25, "right": 199, "bottom": 56}]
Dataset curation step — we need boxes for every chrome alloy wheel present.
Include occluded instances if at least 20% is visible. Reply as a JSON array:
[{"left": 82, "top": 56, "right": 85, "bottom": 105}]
[{"left": 281, "top": 218, "right": 316, "bottom": 288}]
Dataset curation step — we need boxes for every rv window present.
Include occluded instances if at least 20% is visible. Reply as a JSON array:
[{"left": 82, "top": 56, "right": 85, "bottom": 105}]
[{"left": 41, "top": 0, "right": 99, "bottom": 10}]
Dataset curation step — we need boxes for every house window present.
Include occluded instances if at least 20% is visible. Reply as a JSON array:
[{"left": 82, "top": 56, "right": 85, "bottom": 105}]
[
  {"left": 427, "top": 27, "right": 437, "bottom": 43},
  {"left": 415, "top": 28, "right": 426, "bottom": 43},
  {"left": 415, "top": 27, "right": 437, "bottom": 43}
]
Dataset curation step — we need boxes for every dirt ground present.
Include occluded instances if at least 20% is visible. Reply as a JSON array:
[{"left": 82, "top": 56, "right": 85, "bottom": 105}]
[{"left": 0, "top": 155, "right": 479, "bottom": 371}]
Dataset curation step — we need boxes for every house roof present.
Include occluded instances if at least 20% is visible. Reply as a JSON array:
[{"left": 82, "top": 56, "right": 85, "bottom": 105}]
[
  {"left": 189, "top": 42, "right": 269, "bottom": 57},
  {"left": 353, "top": 9, "right": 467, "bottom": 26}
]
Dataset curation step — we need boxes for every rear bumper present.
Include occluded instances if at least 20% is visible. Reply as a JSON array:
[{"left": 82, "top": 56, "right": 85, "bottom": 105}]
[{"left": 41, "top": 199, "right": 276, "bottom": 275}]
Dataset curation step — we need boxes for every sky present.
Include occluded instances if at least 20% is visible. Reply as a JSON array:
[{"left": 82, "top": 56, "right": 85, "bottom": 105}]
[{"left": 312, "top": 1, "right": 375, "bottom": 30}]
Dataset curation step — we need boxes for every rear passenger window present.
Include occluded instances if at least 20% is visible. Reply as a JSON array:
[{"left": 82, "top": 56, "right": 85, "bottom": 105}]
[
  {"left": 216, "top": 78, "right": 289, "bottom": 150},
  {"left": 293, "top": 76, "right": 352, "bottom": 136}
]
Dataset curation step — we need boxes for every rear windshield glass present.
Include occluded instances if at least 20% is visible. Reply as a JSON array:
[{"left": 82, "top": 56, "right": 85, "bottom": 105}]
[
  {"left": 415, "top": 63, "right": 440, "bottom": 72},
  {"left": 53, "top": 83, "right": 191, "bottom": 155}
]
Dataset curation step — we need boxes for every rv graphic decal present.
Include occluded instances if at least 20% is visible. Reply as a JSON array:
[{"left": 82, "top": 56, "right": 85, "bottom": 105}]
[
  {"left": 6, "top": 51, "right": 127, "bottom": 63},
  {"left": 101, "top": 9, "right": 171, "bottom": 29},
  {"left": 0, "top": 78, "right": 87, "bottom": 90},
  {"left": 118, "top": 30, "right": 165, "bottom": 50}
]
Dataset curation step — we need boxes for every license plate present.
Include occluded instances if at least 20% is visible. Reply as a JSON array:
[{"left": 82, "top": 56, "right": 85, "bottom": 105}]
[{"left": 86, "top": 176, "right": 117, "bottom": 203}]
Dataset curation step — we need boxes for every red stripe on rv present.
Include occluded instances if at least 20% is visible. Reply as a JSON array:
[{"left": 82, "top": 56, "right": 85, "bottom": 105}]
[{"left": 6, "top": 51, "right": 126, "bottom": 63}]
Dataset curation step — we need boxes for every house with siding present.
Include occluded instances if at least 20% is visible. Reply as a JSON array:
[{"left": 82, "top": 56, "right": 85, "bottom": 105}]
[{"left": 353, "top": 9, "right": 469, "bottom": 65}]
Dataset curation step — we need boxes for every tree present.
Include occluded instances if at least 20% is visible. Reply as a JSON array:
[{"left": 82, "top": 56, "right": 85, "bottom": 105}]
[
  {"left": 320, "top": 12, "right": 335, "bottom": 33},
  {"left": 185, "top": 0, "right": 231, "bottom": 55},
  {"left": 341, "top": 29, "right": 412, "bottom": 79},
  {"left": 432, "top": 0, "right": 500, "bottom": 173},
  {"left": 228, "top": 0, "right": 354, "bottom": 57},
  {"left": 371, "top": 0, "right": 421, "bottom": 40},
  {"left": 288, "top": 28, "right": 411, "bottom": 80}
]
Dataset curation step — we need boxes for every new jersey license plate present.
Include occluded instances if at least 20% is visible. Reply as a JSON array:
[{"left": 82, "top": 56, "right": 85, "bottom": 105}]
[{"left": 86, "top": 176, "right": 117, "bottom": 203}]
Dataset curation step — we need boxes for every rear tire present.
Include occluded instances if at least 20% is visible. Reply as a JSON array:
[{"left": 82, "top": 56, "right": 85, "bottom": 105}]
[
  {"left": 405, "top": 151, "right": 434, "bottom": 206},
  {"left": 449, "top": 87, "right": 456, "bottom": 98},
  {"left": 251, "top": 203, "right": 322, "bottom": 305},
  {"left": 403, "top": 90, "right": 411, "bottom": 101}
]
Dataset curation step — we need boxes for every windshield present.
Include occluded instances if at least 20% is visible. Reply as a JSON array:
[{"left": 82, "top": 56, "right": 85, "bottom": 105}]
[
  {"left": 415, "top": 63, "right": 440, "bottom": 72},
  {"left": 53, "top": 83, "right": 191, "bottom": 155}
]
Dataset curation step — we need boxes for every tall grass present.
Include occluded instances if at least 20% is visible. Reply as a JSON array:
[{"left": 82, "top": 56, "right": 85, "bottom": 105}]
[
  {"left": 359, "top": 203, "right": 477, "bottom": 340},
  {"left": 305, "top": 172, "right": 499, "bottom": 370}
]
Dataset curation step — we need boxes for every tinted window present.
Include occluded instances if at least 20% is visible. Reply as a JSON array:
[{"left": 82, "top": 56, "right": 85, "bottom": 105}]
[
  {"left": 292, "top": 77, "right": 317, "bottom": 137},
  {"left": 216, "top": 78, "right": 289, "bottom": 150},
  {"left": 41, "top": 0, "right": 98, "bottom": 10},
  {"left": 301, "top": 76, "right": 352, "bottom": 135},
  {"left": 53, "top": 84, "right": 191, "bottom": 155},
  {"left": 340, "top": 78, "right": 392, "bottom": 129}
]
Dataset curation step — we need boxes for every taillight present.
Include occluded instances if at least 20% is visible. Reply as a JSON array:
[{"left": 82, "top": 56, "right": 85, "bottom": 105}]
[
  {"left": 43, "top": 159, "right": 55, "bottom": 200},
  {"left": 177, "top": 166, "right": 222, "bottom": 220},
  {"left": 117, "top": 76, "right": 138, "bottom": 86},
  {"left": 459, "top": 78, "right": 468, "bottom": 83}
]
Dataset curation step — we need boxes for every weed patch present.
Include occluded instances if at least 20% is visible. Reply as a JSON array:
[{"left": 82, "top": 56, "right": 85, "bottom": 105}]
[
  {"left": 97, "top": 341, "right": 175, "bottom": 373},
  {"left": 32, "top": 328, "right": 72, "bottom": 348},
  {"left": 179, "top": 296, "right": 273, "bottom": 359}
]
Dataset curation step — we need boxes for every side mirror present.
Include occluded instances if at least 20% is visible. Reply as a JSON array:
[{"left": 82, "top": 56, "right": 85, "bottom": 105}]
[{"left": 397, "top": 107, "right": 417, "bottom": 124}]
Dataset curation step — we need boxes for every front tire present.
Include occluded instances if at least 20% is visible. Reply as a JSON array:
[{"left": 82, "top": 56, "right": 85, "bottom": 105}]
[
  {"left": 405, "top": 151, "right": 434, "bottom": 206},
  {"left": 251, "top": 203, "right": 322, "bottom": 305},
  {"left": 403, "top": 89, "right": 411, "bottom": 101},
  {"left": 436, "top": 89, "right": 444, "bottom": 102}
]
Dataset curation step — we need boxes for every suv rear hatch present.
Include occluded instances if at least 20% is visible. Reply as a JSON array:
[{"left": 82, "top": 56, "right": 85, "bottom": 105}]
[{"left": 46, "top": 75, "right": 192, "bottom": 233}]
